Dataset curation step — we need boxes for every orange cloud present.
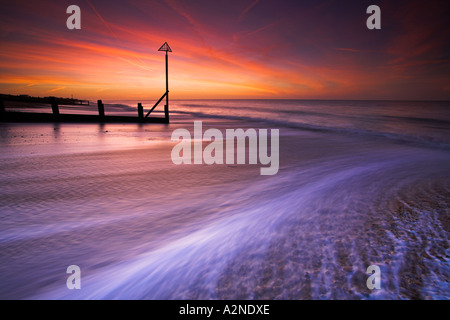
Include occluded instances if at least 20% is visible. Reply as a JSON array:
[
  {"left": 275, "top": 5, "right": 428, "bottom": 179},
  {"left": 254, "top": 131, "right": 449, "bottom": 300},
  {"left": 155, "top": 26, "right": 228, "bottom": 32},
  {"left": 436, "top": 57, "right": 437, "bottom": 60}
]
[{"left": 49, "top": 86, "right": 66, "bottom": 92}]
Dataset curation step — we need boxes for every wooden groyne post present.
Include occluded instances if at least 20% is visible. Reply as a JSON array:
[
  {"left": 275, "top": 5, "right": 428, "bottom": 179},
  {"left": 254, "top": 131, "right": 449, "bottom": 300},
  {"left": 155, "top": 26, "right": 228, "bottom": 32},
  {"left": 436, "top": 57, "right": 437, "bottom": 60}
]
[
  {"left": 50, "top": 97, "right": 59, "bottom": 116},
  {"left": 0, "top": 99, "right": 5, "bottom": 116},
  {"left": 138, "top": 103, "right": 144, "bottom": 119},
  {"left": 97, "top": 100, "right": 105, "bottom": 119},
  {"left": 164, "top": 105, "right": 169, "bottom": 122}
]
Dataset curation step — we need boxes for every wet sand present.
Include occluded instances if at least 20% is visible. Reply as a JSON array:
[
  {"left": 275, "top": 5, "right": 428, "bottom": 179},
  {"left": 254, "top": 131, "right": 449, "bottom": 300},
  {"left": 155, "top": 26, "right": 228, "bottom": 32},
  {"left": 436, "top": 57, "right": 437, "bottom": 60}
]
[{"left": 0, "top": 121, "right": 449, "bottom": 299}]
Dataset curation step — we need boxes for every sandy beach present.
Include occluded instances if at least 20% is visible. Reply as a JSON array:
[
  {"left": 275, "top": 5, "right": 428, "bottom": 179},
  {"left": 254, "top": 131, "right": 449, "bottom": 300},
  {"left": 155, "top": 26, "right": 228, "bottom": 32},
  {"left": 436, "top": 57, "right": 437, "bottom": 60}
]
[{"left": 1, "top": 101, "right": 449, "bottom": 299}]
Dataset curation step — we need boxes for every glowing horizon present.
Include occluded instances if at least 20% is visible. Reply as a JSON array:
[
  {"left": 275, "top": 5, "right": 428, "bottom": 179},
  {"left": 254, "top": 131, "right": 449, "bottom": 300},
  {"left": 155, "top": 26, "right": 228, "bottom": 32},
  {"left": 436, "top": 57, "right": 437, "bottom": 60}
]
[{"left": 0, "top": 0, "right": 449, "bottom": 100}]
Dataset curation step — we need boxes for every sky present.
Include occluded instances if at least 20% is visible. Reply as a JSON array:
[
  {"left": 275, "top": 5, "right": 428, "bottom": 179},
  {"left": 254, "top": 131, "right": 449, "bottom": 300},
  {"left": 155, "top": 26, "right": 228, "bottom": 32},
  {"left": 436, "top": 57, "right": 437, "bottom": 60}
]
[{"left": 0, "top": 0, "right": 449, "bottom": 100}]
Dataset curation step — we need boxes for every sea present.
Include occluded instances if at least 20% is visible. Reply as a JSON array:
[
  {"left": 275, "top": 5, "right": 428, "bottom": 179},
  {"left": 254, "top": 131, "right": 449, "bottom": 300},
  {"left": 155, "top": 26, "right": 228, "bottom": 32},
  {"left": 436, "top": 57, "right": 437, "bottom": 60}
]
[{"left": 0, "top": 99, "right": 449, "bottom": 299}]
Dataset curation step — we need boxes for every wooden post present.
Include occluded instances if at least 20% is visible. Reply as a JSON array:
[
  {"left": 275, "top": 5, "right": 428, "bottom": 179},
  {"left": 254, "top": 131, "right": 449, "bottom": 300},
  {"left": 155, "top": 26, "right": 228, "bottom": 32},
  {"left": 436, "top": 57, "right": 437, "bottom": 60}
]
[
  {"left": 138, "top": 103, "right": 144, "bottom": 119},
  {"left": 97, "top": 100, "right": 105, "bottom": 118},
  {"left": 51, "top": 98, "right": 59, "bottom": 116},
  {"left": 164, "top": 104, "right": 169, "bottom": 122},
  {"left": 0, "top": 99, "right": 5, "bottom": 116}
]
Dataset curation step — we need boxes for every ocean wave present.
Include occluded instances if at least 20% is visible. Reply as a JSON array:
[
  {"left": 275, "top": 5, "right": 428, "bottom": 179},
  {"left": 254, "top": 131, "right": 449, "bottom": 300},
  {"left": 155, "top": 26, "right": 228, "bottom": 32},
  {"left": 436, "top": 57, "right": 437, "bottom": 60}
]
[{"left": 171, "top": 110, "right": 450, "bottom": 150}]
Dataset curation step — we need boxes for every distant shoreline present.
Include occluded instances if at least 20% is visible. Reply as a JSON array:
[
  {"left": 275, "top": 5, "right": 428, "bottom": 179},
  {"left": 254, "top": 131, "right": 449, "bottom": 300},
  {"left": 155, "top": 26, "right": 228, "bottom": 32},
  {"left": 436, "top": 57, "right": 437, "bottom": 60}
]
[{"left": 0, "top": 93, "right": 90, "bottom": 106}]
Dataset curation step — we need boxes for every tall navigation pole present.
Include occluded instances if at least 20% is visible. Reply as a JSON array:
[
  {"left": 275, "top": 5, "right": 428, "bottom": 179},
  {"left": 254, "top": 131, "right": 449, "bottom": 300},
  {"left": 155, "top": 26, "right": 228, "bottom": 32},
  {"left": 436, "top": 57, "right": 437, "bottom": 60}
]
[
  {"left": 145, "top": 42, "right": 172, "bottom": 122},
  {"left": 159, "top": 42, "right": 171, "bottom": 120}
]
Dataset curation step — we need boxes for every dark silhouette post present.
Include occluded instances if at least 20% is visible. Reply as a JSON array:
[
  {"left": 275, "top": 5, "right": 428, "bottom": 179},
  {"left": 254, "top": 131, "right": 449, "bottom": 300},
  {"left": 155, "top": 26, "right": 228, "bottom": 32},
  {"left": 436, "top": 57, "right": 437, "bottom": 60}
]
[
  {"left": 0, "top": 99, "right": 5, "bottom": 117},
  {"left": 50, "top": 97, "right": 59, "bottom": 116},
  {"left": 97, "top": 100, "right": 105, "bottom": 118},
  {"left": 145, "top": 42, "right": 171, "bottom": 123},
  {"left": 138, "top": 103, "right": 144, "bottom": 119},
  {"left": 165, "top": 49, "right": 169, "bottom": 120},
  {"left": 164, "top": 104, "right": 169, "bottom": 122}
]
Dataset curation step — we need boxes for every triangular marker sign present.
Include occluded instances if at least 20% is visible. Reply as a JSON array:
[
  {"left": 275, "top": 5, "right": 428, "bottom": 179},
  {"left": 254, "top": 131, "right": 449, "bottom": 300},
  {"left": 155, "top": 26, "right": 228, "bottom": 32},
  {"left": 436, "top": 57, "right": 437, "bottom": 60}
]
[{"left": 158, "top": 42, "right": 172, "bottom": 52}]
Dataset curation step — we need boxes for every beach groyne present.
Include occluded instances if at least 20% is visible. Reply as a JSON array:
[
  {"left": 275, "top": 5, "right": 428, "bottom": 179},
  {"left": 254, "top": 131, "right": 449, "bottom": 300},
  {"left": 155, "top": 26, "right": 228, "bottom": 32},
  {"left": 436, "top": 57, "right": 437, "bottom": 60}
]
[{"left": 0, "top": 95, "right": 169, "bottom": 124}]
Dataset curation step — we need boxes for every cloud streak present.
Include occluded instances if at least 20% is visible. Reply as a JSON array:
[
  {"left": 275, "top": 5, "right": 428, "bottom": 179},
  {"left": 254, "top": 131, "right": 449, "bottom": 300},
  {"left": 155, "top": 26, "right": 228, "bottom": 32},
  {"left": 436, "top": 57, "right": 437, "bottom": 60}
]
[{"left": 238, "top": 0, "right": 260, "bottom": 21}]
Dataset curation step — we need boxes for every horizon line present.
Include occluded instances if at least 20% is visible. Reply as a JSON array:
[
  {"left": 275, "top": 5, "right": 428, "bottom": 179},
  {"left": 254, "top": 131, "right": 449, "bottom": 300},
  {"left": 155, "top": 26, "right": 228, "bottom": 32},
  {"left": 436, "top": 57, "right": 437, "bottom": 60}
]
[{"left": 2, "top": 93, "right": 449, "bottom": 103}]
